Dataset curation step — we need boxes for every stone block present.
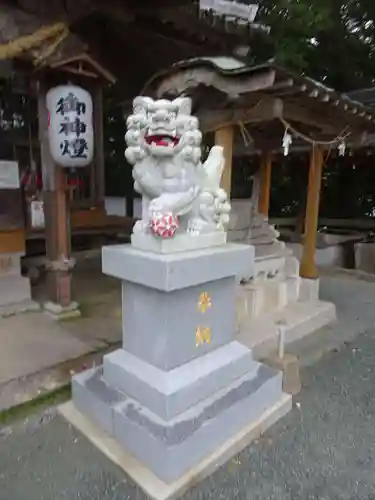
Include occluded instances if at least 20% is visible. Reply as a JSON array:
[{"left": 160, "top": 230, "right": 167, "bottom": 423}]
[
  {"left": 103, "top": 341, "right": 257, "bottom": 420},
  {"left": 263, "top": 280, "right": 288, "bottom": 312},
  {"left": 354, "top": 242, "right": 375, "bottom": 273},
  {"left": 102, "top": 243, "right": 254, "bottom": 292},
  {"left": 299, "top": 278, "right": 320, "bottom": 302},
  {"left": 121, "top": 277, "right": 236, "bottom": 370},
  {"left": 287, "top": 277, "right": 300, "bottom": 303},
  {"left": 112, "top": 365, "right": 282, "bottom": 483},
  {"left": 253, "top": 252, "right": 286, "bottom": 280},
  {"left": 72, "top": 367, "right": 126, "bottom": 435},
  {"left": 0, "top": 252, "right": 37, "bottom": 313},
  {"left": 72, "top": 362, "right": 284, "bottom": 484},
  {"left": 0, "top": 252, "right": 22, "bottom": 276},
  {"left": 240, "top": 282, "right": 265, "bottom": 320},
  {"left": 285, "top": 255, "right": 300, "bottom": 278},
  {"left": 0, "top": 274, "right": 32, "bottom": 307},
  {"left": 228, "top": 199, "right": 252, "bottom": 231},
  {"left": 263, "top": 354, "right": 301, "bottom": 395},
  {"left": 44, "top": 301, "right": 81, "bottom": 320}
]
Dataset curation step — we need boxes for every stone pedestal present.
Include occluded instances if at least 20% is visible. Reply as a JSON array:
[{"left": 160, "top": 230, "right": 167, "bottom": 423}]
[
  {"left": 0, "top": 252, "right": 39, "bottom": 316},
  {"left": 44, "top": 299, "right": 81, "bottom": 320},
  {"left": 72, "top": 242, "right": 288, "bottom": 485},
  {"left": 299, "top": 278, "right": 320, "bottom": 302}
]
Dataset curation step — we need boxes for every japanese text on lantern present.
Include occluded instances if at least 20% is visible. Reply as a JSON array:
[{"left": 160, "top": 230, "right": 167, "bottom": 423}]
[
  {"left": 196, "top": 292, "right": 212, "bottom": 347},
  {"left": 57, "top": 92, "right": 88, "bottom": 159}
]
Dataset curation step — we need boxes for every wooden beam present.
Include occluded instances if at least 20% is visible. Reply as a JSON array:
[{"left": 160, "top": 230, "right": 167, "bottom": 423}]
[
  {"left": 56, "top": 65, "right": 100, "bottom": 79},
  {"left": 300, "top": 145, "right": 324, "bottom": 279},
  {"left": 215, "top": 126, "right": 234, "bottom": 197},
  {"left": 49, "top": 53, "right": 116, "bottom": 83},
  {"left": 201, "top": 98, "right": 283, "bottom": 132},
  {"left": 283, "top": 102, "right": 341, "bottom": 133},
  {"left": 258, "top": 152, "right": 272, "bottom": 217}
]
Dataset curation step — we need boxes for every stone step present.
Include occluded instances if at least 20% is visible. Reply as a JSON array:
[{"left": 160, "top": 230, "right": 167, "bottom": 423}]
[
  {"left": 237, "top": 299, "right": 337, "bottom": 360},
  {"left": 102, "top": 342, "right": 257, "bottom": 420}
]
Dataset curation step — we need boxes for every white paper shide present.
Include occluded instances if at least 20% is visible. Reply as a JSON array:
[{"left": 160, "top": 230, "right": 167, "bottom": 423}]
[{"left": 46, "top": 85, "right": 94, "bottom": 168}]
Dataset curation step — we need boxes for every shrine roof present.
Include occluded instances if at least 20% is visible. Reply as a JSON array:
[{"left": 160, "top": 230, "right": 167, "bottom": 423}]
[
  {"left": 143, "top": 57, "right": 375, "bottom": 132},
  {"left": 347, "top": 88, "right": 375, "bottom": 107},
  {"left": 142, "top": 56, "right": 375, "bottom": 153},
  {"left": 0, "top": 1, "right": 269, "bottom": 93}
]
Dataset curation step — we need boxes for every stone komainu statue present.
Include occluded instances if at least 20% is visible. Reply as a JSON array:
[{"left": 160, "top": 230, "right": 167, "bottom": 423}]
[{"left": 125, "top": 96, "right": 231, "bottom": 239}]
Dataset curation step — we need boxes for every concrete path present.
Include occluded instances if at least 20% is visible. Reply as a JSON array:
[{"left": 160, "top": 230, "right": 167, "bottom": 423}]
[
  {"left": 0, "top": 259, "right": 121, "bottom": 412},
  {"left": 2, "top": 275, "right": 375, "bottom": 499},
  {"left": 0, "top": 309, "right": 121, "bottom": 412},
  {"left": 0, "top": 314, "right": 89, "bottom": 385}
]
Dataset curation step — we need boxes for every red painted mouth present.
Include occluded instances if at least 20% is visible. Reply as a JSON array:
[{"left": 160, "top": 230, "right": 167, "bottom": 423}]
[{"left": 145, "top": 135, "right": 180, "bottom": 147}]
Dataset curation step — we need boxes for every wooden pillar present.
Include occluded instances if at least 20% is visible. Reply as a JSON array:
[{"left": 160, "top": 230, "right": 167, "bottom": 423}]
[
  {"left": 93, "top": 82, "right": 105, "bottom": 206},
  {"left": 258, "top": 152, "right": 272, "bottom": 217},
  {"left": 215, "top": 126, "right": 234, "bottom": 197},
  {"left": 300, "top": 145, "right": 324, "bottom": 279},
  {"left": 37, "top": 80, "right": 75, "bottom": 313}
]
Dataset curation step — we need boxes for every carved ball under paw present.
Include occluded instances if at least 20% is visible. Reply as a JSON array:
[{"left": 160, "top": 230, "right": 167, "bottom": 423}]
[{"left": 150, "top": 212, "right": 179, "bottom": 239}]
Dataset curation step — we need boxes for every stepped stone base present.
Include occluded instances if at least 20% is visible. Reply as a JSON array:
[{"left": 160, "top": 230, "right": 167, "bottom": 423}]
[
  {"left": 60, "top": 393, "right": 292, "bottom": 500},
  {"left": 73, "top": 359, "right": 285, "bottom": 484},
  {"left": 103, "top": 341, "right": 257, "bottom": 420}
]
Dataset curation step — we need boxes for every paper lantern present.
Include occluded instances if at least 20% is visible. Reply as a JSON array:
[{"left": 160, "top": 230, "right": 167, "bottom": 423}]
[
  {"left": 150, "top": 212, "right": 179, "bottom": 238},
  {"left": 46, "top": 85, "right": 94, "bottom": 168}
]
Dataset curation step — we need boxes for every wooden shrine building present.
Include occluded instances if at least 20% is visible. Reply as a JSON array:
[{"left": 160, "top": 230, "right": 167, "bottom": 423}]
[{"left": 143, "top": 57, "right": 375, "bottom": 284}]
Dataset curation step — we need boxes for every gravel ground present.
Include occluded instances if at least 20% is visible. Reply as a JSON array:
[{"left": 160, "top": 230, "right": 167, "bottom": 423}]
[{"left": 2, "top": 275, "right": 375, "bottom": 500}]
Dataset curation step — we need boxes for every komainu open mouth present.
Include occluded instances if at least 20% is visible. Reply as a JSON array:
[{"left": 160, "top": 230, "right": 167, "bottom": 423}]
[{"left": 145, "top": 135, "right": 180, "bottom": 147}]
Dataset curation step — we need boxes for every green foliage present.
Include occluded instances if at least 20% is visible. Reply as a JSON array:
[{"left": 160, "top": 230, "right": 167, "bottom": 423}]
[
  {"left": 250, "top": 1, "right": 375, "bottom": 219},
  {"left": 254, "top": 0, "right": 375, "bottom": 90}
]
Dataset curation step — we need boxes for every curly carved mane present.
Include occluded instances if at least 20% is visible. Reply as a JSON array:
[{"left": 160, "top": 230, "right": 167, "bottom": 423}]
[{"left": 124, "top": 97, "right": 202, "bottom": 166}]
